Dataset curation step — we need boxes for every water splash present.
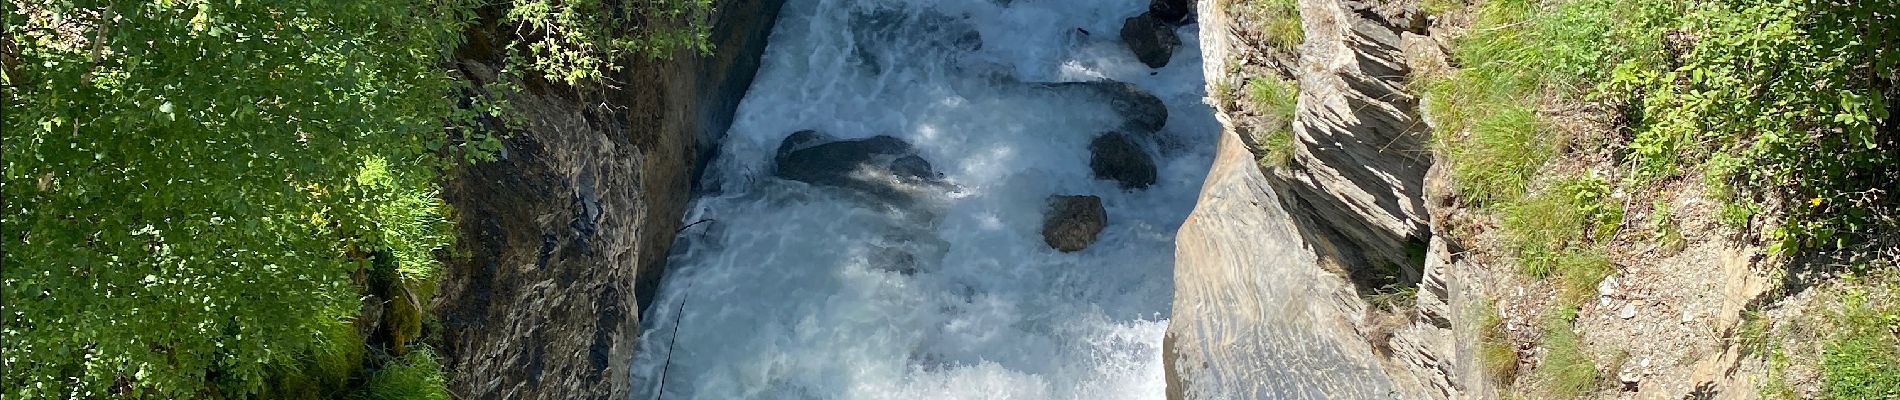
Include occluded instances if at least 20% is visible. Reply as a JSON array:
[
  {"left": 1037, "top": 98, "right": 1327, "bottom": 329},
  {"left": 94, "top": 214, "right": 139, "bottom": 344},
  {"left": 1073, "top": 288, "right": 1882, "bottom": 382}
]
[{"left": 630, "top": 0, "right": 1219, "bottom": 398}]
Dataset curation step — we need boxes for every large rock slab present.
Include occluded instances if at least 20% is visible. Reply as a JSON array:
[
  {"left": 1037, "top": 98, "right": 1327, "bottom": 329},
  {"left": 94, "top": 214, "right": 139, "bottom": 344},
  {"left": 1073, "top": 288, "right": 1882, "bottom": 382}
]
[
  {"left": 1164, "top": 131, "right": 1401, "bottom": 400},
  {"left": 1273, "top": 0, "right": 1433, "bottom": 282}
]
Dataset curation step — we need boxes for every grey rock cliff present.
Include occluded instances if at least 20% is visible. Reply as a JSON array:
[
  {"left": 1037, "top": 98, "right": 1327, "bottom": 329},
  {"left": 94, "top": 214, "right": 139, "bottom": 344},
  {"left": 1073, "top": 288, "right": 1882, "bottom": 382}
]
[
  {"left": 1169, "top": 0, "right": 1453, "bottom": 398},
  {"left": 430, "top": 1, "right": 786, "bottom": 399},
  {"left": 1274, "top": 0, "right": 1433, "bottom": 285}
]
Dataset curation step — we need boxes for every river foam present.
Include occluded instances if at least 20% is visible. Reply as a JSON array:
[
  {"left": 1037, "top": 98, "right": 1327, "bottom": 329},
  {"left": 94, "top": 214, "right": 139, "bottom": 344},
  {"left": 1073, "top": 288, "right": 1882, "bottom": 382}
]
[{"left": 630, "top": 0, "right": 1218, "bottom": 398}]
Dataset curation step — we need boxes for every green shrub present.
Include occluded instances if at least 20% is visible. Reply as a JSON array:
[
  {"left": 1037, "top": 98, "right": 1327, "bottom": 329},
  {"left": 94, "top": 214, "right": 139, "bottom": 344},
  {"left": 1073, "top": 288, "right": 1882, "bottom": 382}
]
[
  {"left": 359, "top": 349, "right": 452, "bottom": 400},
  {"left": 3, "top": 1, "right": 466, "bottom": 397},
  {"left": 1601, "top": 0, "right": 1898, "bottom": 253},
  {"left": 506, "top": 0, "right": 716, "bottom": 84}
]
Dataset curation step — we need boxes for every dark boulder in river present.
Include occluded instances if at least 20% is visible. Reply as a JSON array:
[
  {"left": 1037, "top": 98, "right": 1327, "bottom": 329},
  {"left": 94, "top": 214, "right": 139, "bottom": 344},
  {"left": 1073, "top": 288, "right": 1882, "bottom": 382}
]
[
  {"left": 1043, "top": 195, "right": 1108, "bottom": 252},
  {"left": 1089, "top": 132, "right": 1158, "bottom": 190},
  {"left": 774, "top": 130, "right": 946, "bottom": 203},
  {"left": 1149, "top": 0, "right": 1194, "bottom": 25},
  {"left": 1120, "top": 12, "right": 1180, "bottom": 68},
  {"left": 1036, "top": 80, "right": 1169, "bottom": 134}
]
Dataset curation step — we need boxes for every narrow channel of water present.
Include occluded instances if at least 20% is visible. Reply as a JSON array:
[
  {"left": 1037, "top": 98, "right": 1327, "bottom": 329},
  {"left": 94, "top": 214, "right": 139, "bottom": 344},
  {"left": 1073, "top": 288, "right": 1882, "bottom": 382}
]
[{"left": 629, "top": 0, "right": 1219, "bottom": 398}]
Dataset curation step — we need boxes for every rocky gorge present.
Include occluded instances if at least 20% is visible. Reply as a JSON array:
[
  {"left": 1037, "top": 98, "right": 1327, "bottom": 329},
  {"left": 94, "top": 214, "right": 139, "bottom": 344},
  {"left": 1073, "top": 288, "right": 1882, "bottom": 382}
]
[{"left": 425, "top": 0, "right": 1892, "bottom": 398}]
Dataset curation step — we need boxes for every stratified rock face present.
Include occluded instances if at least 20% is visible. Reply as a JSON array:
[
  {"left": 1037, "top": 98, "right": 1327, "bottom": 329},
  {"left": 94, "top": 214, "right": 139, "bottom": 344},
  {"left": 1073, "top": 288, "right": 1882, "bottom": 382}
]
[
  {"left": 1164, "top": 132, "right": 1401, "bottom": 400},
  {"left": 1090, "top": 132, "right": 1158, "bottom": 189},
  {"left": 1121, "top": 12, "right": 1181, "bottom": 68},
  {"left": 1274, "top": 0, "right": 1433, "bottom": 282},
  {"left": 773, "top": 131, "right": 945, "bottom": 203},
  {"left": 1036, "top": 81, "right": 1169, "bottom": 133},
  {"left": 431, "top": 1, "right": 786, "bottom": 399},
  {"left": 1042, "top": 195, "right": 1107, "bottom": 252}
]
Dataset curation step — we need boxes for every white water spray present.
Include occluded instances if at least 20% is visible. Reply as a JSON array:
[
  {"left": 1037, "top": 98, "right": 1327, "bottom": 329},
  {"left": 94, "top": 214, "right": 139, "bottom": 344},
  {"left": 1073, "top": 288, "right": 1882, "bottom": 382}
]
[{"left": 630, "top": 0, "right": 1220, "bottom": 398}]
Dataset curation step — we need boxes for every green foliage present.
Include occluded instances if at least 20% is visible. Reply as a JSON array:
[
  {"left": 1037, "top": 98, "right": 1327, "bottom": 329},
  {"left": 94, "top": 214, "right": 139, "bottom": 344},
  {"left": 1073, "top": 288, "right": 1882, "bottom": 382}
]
[
  {"left": 3, "top": 0, "right": 470, "bottom": 397},
  {"left": 1246, "top": 76, "right": 1299, "bottom": 167},
  {"left": 1600, "top": 0, "right": 1899, "bottom": 253},
  {"left": 1534, "top": 313, "right": 1600, "bottom": 398},
  {"left": 1819, "top": 282, "right": 1900, "bottom": 399},
  {"left": 1477, "top": 301, "right": 1520, "bottom": 384},
  {"left": 506, "top": 0, "right": 715, "bottom": 84},
  {"left": 358, "top": 348, "right": 451, "bottom": 400},
  {"left": 1367, "top": 283, "right": 1419, "bottom": 312},
  {"left": 1228, "top": 0, "right": 1302, "bottom": 51},
  {"left": 1503, "top": 176, "right": 1622, "bottom": 279}
]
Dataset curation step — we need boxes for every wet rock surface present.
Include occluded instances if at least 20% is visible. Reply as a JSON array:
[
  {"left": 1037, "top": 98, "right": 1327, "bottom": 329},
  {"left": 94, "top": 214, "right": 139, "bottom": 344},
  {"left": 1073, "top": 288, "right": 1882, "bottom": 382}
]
[
  {"left": 1089, "top": 132, "right": 1158, "bottom": 190},
  {"left": 1042, "top": 195, "right": 1107, "bottom": 252},
  {"left": 1036, "top": 80, "right": 1169, "bottom": 133},
  {"left": 1121, "top": 12, "right": 1181, "bottom": 68},
  {"left": 773, "top": 131, "right": 947, "bottom": 204}
]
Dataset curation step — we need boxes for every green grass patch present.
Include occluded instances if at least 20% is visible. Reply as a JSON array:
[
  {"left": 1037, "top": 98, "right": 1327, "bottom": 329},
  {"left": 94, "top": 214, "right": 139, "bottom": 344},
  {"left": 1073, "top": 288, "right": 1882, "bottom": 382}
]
[
  {"left": 1478, "top": 301, "right": 1520, "bottom": 385},
  {"left": 1245, "top": 76, "right": 1300, "bottom": 167},
  {"left": 1501, "top": 177, "right": 1622, "bottom": 297},
  {"left": 1819, "top": 279, "right": 1900, "bottom": 399},
  {"left": 1534, "top": 309, "right": 1601, "bottom": 398},
  {"left": 359, "top": 348, "right": 452, "bottom": 400},
  {"left": 1227, "top": 0, "right": 1303, "bottom": 51}
]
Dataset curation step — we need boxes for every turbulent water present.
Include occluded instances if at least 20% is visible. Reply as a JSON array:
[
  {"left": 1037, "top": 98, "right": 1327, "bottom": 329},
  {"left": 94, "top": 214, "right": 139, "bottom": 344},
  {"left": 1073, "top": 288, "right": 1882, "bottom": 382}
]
[{"left": 628, "top": 0, "right": 1219, "bottom": 398}]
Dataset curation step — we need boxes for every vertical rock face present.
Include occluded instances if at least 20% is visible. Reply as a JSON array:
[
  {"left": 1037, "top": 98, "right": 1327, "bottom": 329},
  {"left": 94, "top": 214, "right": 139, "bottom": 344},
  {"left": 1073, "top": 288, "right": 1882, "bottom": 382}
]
[
  {"left": 1164, "top": 132, "right": 1402, "bottom": 400},
  {"left": 430, "top": 1, "right": 785, "bottom": 399},
  {"left": 1170, "top": 0, "right": 1451, "bottom": 398},
  {"left": 1276, "top": 0, "right": 1432, "bottom": 283}
]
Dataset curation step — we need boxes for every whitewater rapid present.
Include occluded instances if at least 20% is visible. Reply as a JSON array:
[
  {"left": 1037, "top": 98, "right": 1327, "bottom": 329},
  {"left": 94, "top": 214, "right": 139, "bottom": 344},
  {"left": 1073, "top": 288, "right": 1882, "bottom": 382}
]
[{"left": 629, "top": 0, "right": 1219, "bottom": 398}]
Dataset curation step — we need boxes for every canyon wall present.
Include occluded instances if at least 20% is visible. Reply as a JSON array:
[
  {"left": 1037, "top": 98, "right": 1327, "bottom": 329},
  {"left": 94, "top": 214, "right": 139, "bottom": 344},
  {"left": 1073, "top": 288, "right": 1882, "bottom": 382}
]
[{"left": 429, "top": 1, "right": 785, "bottom": 398}]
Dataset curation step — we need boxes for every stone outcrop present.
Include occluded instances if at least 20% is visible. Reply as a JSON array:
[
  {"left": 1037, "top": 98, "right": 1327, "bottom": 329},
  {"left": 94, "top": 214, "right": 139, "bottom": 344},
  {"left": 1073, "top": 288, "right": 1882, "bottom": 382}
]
[
  {"left": 430, "top": 1, "right": 785, "bottom": 399},
  {"left": 1273, "top": 0, "right": 1433, "bottom": 285},
  {"left": 1121, "top": 12, "right": 1182, "bottom": 68},
  {"left": 1042, "top": 195, "right": 1108, "bottom": 252},
  {"left": 1089, "top": 132, "right": 1158, "bottom": 189},
  {"left": 1171, "top": 0, "right": 1454, "bottom": 398},
  {"left": 1163, "top": 131, "right": 1404, "bottom": 400}
]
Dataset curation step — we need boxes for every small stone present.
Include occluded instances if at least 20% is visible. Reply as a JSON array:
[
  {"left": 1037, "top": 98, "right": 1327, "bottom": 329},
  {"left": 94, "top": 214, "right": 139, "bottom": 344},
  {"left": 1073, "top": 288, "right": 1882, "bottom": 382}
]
[
  {"left": 1619, "top": 303, "right": 1638, "bottom": 319},
  {"left": 1089, "top": 132, "right": 1157, "bottom": 189},
  {"left": 1042, "top": 195, "right": 1108, "bottom": 252},
  {"left": 1597, "top": 275, "right": 1619, "bottom": 298}
]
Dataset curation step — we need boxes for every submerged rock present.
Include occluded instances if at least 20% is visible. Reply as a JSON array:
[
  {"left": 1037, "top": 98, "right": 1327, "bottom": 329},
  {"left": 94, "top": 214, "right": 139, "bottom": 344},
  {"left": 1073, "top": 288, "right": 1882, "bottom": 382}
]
[
  {"left": 1089, "top": 132, "right": 1157, "bottom": 190},
  {"left": 1036, "top": 80, "right": 1168, "bottom": 133},
  {"left": 1121, "top": 12, "right": 1180, "bottom": 68},
  {"left": 1043, "top": 195, "right": 1107, "bottom": 252},
  {"left": 774, "top": 130, "right": 946, "bottom": 203}
]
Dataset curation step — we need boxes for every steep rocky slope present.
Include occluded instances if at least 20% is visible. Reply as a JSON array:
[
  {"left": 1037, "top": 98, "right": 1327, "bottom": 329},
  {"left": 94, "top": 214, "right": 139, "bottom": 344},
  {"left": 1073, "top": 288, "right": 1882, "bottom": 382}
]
[{"left": 428, "top": 1, "right": 785, "bottom": 398}]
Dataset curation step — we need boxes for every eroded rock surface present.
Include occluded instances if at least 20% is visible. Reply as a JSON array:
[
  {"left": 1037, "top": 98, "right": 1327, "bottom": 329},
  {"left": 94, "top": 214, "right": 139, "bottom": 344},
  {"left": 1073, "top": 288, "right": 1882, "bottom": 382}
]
[
  {"left": 1164, "top": 132, "right": 1402, "bottom": 400},
  {"left": 1042, "top": 195, "right": 1107, "bottom": 252},
  {"left": 431, "top": 1, "right": 786, "bottom": 398},
  {"left": 1273, "top": 0, "right": 1433, "bottom": 283}
]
